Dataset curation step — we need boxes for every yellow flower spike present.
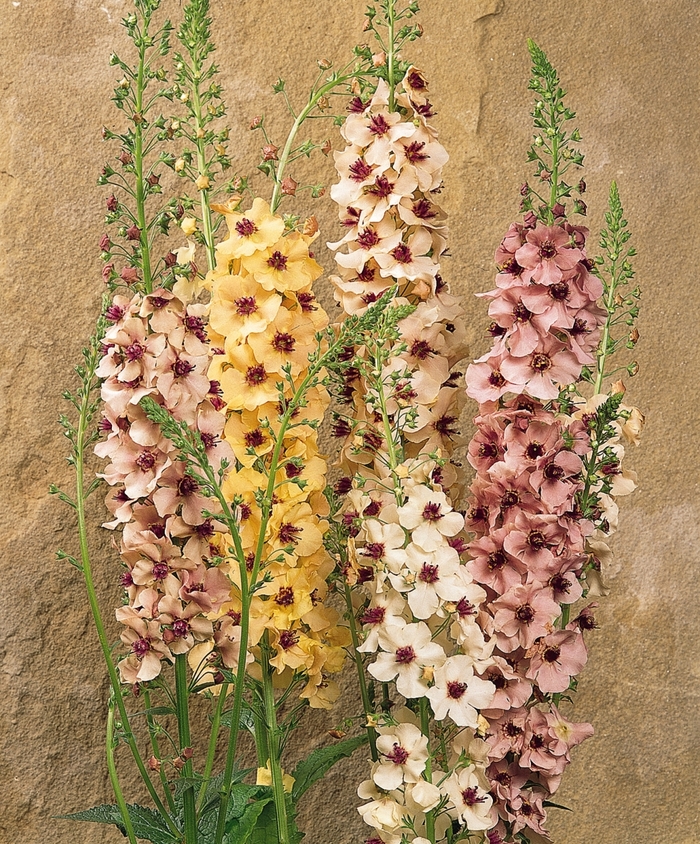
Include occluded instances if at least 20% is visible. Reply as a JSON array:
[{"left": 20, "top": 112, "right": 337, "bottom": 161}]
[
  {"left": 241, "top": 231, "right": 323, "bottom": 293},
  {"left": 216, "top": 197, "right": 286, "bottom": 261},
  {"left": 209, "top": 274, "right": 283, "bottom": 345}
]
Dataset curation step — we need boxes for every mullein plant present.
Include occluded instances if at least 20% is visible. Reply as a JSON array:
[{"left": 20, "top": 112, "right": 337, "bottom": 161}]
[
  {"left": 462, "top": 44, "right": 642, "bottom": 844},
  {"left": 53, "top": 2, "right": 394, "bottom": 844},
  {"left": 53, "top": 2, "right": 642, "bottom": 844},
  {"left": 325, "top": 4, "right": 499, "bottom": 844}
]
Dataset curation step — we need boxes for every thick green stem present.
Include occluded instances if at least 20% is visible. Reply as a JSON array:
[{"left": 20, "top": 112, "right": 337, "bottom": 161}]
[
  {"left": 343, "top": 582, "right": 378, "bottom": 761},
  {"left": 260, "top": 634, "right": 291, "bottom": 844},
  {"left": 106, "top": 698, "right": 138, "bottom": 844},
  {"left": 196, "top": 681, "right": 229, "bottom": 811},
  {"left": 175, "top": 655, "right": 198, "bottom": 844}
]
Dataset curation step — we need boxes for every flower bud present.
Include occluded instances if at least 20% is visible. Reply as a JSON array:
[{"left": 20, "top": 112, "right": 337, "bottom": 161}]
[
  {"left": 174, "top": 158, "right": 186, "bottom": 173},
  {"left": 280, "top": 176, "right": 297, "bottom": 196},
  {"left": 317, "top": 58, "right": 332, "bottom": 69},
  {"left": 195, "top": 174, "right": 210, "bottom": 190},
  {"left": 262, "top": 144, "right": 279, "bottom": 161},
  {"left": 250, "top": 116, "right": 263, "bottom": 130},
  {"left": 180, "top": 217, "right": 197, "bottom": 236}
]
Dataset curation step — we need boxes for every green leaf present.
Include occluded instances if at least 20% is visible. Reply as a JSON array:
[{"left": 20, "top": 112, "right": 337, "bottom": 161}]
[
  {"left": 225, "top": 795, "right": 274, "bottom": 844},
  {"left": 291, "top": 733, "right": 368, "bottom": 801},
  {"left": 244, "top": 797, "right": 303, "bottom": 844},
  {"left": 57, "top": 803, "right": 178, "bottom": 843}
]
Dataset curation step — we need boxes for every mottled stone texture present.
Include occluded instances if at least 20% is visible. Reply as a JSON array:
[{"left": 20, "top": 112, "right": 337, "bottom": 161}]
[{"left": 1, "top": 1, "right": 698, "bottom": 842}]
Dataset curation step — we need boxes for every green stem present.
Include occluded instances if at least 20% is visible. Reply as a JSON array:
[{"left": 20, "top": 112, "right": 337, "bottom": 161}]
[
  {"left": 73, "top": 352, "right": 179, "bottom": 836},
  {"left": 270, "top": 69, "right": 368, "bottom": 212},
  {"left": 106, "top": 698, "right": 138, "bottom": 844},
  {"left": 175, "top": 654, "right": 198, "bottom": 844},
  {"left": 594, "top": 255, "right": 619, "bottom": 394},
  {"left": 196, "top": 681, "right": 229, "bottom": 811},
  {"left": 190, "top": 67, "right": 217, "bottom": 272},
  {"left": 142, "top": 689, "right": 177, "bottom": 814},
  {"left": 386, "top": 0, "right": 397, "bottom": 111},
  {"left": 252, "top": 702, "right": 270, "bottom": 768},
  {"left": 419, "top": 698, "right": 436, "bottom": 843},
  {"left": 342, "top": 582, "right": 378, "bottom": 761},
  {"left": 260, "top": 634, "right": 291, "bottom": 844},
  {"left": 134, "top": 32, "right": 153, "bottom": 293}
]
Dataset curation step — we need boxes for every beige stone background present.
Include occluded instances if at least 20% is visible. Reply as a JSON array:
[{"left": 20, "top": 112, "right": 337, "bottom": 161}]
[{"left": 1, "top": 0, "right": 698, "bottom": 842}]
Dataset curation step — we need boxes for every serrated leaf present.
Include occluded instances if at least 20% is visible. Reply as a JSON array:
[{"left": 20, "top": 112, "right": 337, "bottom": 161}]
[
  {"left": 291, "top": 733, "right": 367, "bottom": 801},
  {"left": 224, "top": 795, "right": 274, "bottom": 844},
  {"left": 57, "top": 803, "right": 178, "bottom": 843}
]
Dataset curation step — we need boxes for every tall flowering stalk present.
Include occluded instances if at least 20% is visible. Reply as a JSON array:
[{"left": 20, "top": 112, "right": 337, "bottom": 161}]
[
  {"left": 56, "top": 2, "right": 382, "bottom": 844},
  {"left": 462, "top": 43, "right": 642, "bottom": 843},
  {"left": 326, "top": 5, "right": 499, "bottom": 843}
]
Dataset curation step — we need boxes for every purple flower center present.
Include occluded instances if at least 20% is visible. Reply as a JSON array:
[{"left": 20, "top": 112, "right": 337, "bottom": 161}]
[
  {"left": 245, "top": 365, "right": 268, "bottom": 386},
  {"left": 173, "top": 358, "right": 195, "bottom": 377},
  {"left": 419, "top": 563, "right": 440, "bottom": 583},
  {"left": 395, "top": 645, "right": 416, "bottom": 665},
  {"left": 359, "top": 606, "right": 385, "bottom": 626},
  {"left": 125, "top": 342, "right": 145, "bottom": 361},
  {"left": 447, "top": 680, "right": 467, "bottom": 699},
  {"left": 235, "top": 296, "right": 258, "bottom": 316},
  {"left": 543, "top": 645, "right": 561, "bottom": 663},
  {"left": 461, "top": 787, "right": 486, "bottom": 806},
  {"left": 550, "top": 280, "right": 570, "bottom": 300},
  {"left": 349, "top": 158, "right": 373, "bottom": 181},
  {"left": 267, "top": 251, "right": 288, "bottom": 271},
  {"left": 515, "top": 603, "right": 535, "bottom": 623},
  {"left": 136, "top": 450, "right": 156, "bottom": 471},
  {"left": 132, "top": 638, "right": 151, "bottom": 657},
  {"left": 385, "top": 743, "right": 409, "bottom": 765},
  {"left": 357, "top": 228, "right": 380, "bottom": 249},
  {"left": 391, "top": 243, "right": 413, "bottom": 264},
  {"left": 422, "top": 502, "right": 443, "bottom": 522},
  {"left": 488, "top": 549, "right": 507, "bottom": 570},
  {"left": 539, "top": 240, "right": 557, "bottom": 259},
  {"left": 368, "top": 114, "right": 390, "bottom": 136},
  {"left": 152, "top": 562, "right": 169, "bottom": 580},
  {"left": 279, "top": 629, "right": 298, "bottom": 650},
  {"left": 367, "top": 175, "right": 394, "bottom": 198},
  {"left": 172, "top": 619, "right": 190, "bottom": 638},
  {"left": 489, "top": 369, "right": 506, "bottom": 388},
  {"left": 410, "top": 339, "right": 434, "bottom": 360},
  {"left": 275, "top": 586, "right": 295, "bottom": 606},
  {"left": 531, "top": 353, "right": 552, "bottom": 372},
  {"left": 178, "top": 476, "right": 199, "bottom": 496},
  {"left": 279, "top": 523, "right": 302, "bottom": 544},
  {"left": 543, "top": 461, "right": 565, "bottom": 481},
  {"left": 235, "top": 217, "right": 257, "bottom": 237},
  {"left": 404, "top": 141, "right": 428, "bottom": 163},
  {"left": 525, "top": 441, "right": 544, "bottom": 459},
  {"left": 272, "top": 332, "right": 295, "bottom": 353},
  {"left": 363, "top": 542, "right": 385, "bottom": 560},
  {"left": 527, "top": 530, "right": 547, "bottom": 550}
]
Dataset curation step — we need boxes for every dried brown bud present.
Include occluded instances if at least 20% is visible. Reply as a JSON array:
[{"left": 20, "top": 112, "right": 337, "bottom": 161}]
[
  {"left": 280, "top": 176, "right": 297, "bottom": 196},
  {"left": 120, "top": 267, "right": 140, "bottom": 285},
  {"left": 181, "top": 747, "right": 194, "bottom": 760},
  {"left": 321, "top": 139, "right": 332, "bottom": 156},
  {"left": 611, "top": 379, "right": 626, "bottom": 395},
  {"left": 629, "top": 327, "right": 640, "bottom": 345},
  {"left": 262, "top": 144, "right": 279, "bottom": 161},
  {"left": 317, "top": 96, "right": 331, "bottom": 111},
  {"left": 147, "top": 756, "right": 161, "bottom": 772},
  {"left": 317, "top": 58, "right": 332, "bottom": 69},
  {"left": 328, "top": 730, "right": 347, "bottom": 739},
  {"left": 303, "top": 216, "right": 319, "bottom": 237},
  {"left": 250, "top": 116, "right": 263, "bottom": 130},
  {"left": 372, "top": 51, "right": 387, "bottom": 68},
  {"left": 118, "top": 151, "right": 133, "bottom": 166}
]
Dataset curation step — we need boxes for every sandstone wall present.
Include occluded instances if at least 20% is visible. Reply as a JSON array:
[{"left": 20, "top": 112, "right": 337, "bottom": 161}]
[{"left": 1, "top": 1, "right": 698, "bottom": 842}]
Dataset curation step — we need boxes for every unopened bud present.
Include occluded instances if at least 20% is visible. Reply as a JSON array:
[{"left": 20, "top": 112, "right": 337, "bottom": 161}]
[
  {"left": 120, "top": 267, "right": 139, "bottom": 285},
  {"left": 280, "top": 176, "right": 297, "bottom": 196},
  {"left": 196, "top": 126, "right": 205, "bottom": 139},
  {"left": 250, "top": 116, "right": 263, "bottom": 130},
  {"left": 627, "top": 361, "right": 639, "bottom": 376},
  {"left": 174, "top": 158, "right": 186, "bottom": 173},
  {"left": 317, "top": 58, "right": 332, "bottom": 69},
  {"left": 372, "top": 51, "right": 387, "bottom": 68},
  {"left": 180, "top": 216, "right": 197, "bottom": 236},
  {"left": 195, "top": 174, "right": 210, "bottom": 190}
]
